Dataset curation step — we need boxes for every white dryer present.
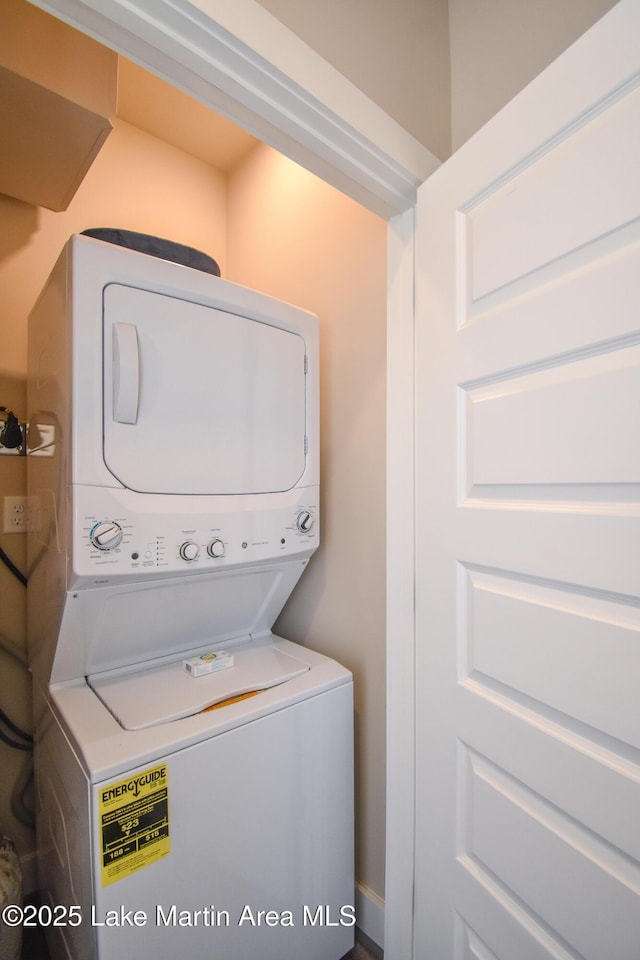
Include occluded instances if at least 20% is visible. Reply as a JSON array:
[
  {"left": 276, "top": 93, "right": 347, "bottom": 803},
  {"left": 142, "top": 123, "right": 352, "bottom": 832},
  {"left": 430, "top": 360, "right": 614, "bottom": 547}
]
[{"left": 27, "top": 235, "right": 354, "bottom": 960}]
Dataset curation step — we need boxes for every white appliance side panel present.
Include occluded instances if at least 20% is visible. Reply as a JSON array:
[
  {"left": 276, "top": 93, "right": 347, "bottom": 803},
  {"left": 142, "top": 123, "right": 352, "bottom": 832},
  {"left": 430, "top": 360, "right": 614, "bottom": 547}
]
[
  {"left": 36, "top": 704, "right": 96, "bottom": 960},
  {"left": 103, "top": 284, "right": 307, "bottom": 495},
  {"left": 90, "top": 683, "right": 354, "bottom": 960}
]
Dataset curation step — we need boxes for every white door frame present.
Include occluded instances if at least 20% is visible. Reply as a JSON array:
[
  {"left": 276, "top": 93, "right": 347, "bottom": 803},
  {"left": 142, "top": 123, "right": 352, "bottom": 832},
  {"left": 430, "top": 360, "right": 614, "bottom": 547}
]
[{"left": 30, "top": 1, "right": 430, "bottom": 955}]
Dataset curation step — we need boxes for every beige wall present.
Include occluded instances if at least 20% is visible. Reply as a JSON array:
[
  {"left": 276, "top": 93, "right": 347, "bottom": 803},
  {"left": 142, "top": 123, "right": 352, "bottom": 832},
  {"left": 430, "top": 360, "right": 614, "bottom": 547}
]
[
  {"left": 226, "top": 143, "right": 388, "bottom": 898},
  {"left": 448, "top": 0, "right": 619, "bottom": 150},
  {"left": 1, "top": 117, "right": 226, "bottom": 382},
  {"left": 257, "top": 0, "right": 619, "bottom": 160},
  {"left": 256, "top": 0, "right": 452, "bottom": 161},
  {"left": 0, "top": 117, "right": 227, "bottom": 879}
]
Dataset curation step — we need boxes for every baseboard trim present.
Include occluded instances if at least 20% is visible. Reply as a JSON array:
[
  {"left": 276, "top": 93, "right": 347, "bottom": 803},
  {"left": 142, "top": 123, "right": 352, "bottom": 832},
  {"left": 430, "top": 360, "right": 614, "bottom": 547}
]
[{"left": 356, "top": 882, "right": 384, "bottom": 951}]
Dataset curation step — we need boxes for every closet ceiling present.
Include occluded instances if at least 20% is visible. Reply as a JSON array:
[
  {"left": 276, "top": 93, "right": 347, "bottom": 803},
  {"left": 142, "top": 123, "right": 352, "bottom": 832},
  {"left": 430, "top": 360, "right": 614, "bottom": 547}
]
[{"left": 116, "top": 56, "right": 258, "bottom": 173}]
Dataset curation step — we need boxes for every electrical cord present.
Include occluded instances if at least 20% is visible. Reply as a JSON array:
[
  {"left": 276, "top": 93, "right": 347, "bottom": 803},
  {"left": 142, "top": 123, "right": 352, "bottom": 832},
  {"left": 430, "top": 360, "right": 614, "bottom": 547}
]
[
  {"left": 0, "top": 728, "right": 32, "bottom": 751},
  {"left": 0, "top": 559, "right": 31, "bottom": 748},
  {"left": 0, "top": 707, "right": 33, "bottom": 744},
  {"left": 0, "top": 706, "right": 33, "bottom": 752},
  {"left": 0, "top": 545, "right": 27, "bottom": 587},
  {"left": 0, "top": 493, "right": 35, "bottom": 828}
]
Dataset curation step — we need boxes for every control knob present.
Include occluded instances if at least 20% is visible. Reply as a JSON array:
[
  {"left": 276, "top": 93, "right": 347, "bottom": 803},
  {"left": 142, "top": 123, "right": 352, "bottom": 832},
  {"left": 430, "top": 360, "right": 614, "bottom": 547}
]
[
  {"left": 207, "top": 538, "right": 225, "bottom": 558},
  {"left": 296, "top": 510, "right": 315, "bottom": 534},
  {"left": 179, "top": 540, "right": 200, "bottom": 561},
  {"left": 90, "top": 520, "right": 123, "bottom": 551}
]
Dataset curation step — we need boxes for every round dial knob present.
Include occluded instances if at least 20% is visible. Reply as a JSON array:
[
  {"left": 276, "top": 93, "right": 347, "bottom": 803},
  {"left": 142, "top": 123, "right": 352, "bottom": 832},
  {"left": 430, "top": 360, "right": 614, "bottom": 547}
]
[
  {"left": 207, "top": 538, "right": 225, "bottom": 558},
  {"left": 296, "top": 510, "right": 315, "bottom": 533},
  {"left": 179, "top": 540, "right": 200, "bottom": 561},
  {"left": 90, "top": 521, "right": 123, "bottom": 551}
]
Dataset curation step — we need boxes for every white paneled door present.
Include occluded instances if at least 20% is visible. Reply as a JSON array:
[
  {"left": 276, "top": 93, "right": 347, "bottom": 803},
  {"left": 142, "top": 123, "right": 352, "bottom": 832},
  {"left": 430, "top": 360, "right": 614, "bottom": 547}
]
[{"left": 414, "top": 2, "right": 640, "bottom": 958}]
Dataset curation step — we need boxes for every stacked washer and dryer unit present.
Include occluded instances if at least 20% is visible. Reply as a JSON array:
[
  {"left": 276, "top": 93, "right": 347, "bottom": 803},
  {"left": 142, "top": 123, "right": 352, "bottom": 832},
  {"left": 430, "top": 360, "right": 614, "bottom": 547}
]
[{"left": 27, "top": 234, "right": 354, "bottom": 960}]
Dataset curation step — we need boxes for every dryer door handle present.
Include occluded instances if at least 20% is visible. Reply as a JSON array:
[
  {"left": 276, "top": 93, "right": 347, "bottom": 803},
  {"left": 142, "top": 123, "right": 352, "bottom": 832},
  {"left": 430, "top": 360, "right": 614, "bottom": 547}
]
[{"left": 112, "top": 322, "right": 140, "bottom": 425}]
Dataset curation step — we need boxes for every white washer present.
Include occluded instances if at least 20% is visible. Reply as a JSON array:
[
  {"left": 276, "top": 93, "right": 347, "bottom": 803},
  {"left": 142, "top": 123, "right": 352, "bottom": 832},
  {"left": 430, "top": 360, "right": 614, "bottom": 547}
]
[{"left": 27, "top": 235, "right": 354, "bottom": 960}]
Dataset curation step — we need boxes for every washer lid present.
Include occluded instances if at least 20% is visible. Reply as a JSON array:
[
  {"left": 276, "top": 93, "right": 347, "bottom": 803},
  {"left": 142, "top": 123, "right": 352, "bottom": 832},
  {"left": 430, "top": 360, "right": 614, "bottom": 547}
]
[{"left": 88, "top": 638, "right": 310, "bottom": 730}]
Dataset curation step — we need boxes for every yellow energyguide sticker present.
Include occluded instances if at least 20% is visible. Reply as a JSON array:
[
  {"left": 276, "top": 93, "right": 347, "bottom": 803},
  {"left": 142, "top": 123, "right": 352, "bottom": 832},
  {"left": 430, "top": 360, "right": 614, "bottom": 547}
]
[{"left": 99, "top": 763, "right": 170, "bottom": 887}]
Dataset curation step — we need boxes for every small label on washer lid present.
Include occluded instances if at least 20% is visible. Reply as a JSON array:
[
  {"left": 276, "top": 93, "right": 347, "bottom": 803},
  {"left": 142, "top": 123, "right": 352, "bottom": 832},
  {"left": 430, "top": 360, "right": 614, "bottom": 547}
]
[{"left": 183, "top": 650, "right": 234, "bottom": 677}]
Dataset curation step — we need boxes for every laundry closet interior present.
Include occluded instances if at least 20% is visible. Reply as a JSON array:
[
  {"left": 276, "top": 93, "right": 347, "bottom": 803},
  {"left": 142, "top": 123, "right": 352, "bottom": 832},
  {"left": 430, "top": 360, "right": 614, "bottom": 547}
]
[{"left": 0, "top": 0, "right": 387, "bottom": 945}]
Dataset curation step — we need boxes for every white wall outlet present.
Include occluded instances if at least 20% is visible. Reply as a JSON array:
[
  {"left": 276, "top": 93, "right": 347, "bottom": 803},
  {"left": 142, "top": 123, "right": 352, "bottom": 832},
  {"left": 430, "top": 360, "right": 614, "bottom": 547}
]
[{"left": 3, "top": 496, "right": 28, "bottom": 533}]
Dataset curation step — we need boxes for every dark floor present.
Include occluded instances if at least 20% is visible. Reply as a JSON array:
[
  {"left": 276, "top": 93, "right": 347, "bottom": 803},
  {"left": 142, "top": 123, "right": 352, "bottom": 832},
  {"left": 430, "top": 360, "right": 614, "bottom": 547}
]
[
  {"left": 347, "top": 928, "right": 384, "bottom": 959},
  {"left": 19, "top": 914, "right": 49, "bottom": 960}
]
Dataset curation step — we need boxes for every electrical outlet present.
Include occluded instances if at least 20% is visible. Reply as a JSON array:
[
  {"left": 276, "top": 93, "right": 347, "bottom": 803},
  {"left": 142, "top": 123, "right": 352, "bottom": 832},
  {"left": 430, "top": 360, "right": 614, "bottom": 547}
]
[{"left": 3, "top": 496, "right": 28, "bottom": 534}]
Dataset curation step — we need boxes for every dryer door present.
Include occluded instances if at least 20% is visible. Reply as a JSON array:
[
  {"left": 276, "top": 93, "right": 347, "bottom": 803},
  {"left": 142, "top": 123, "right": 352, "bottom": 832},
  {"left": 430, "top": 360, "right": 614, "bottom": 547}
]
[{"left": 102, "top": 283, "right": 307, "bottom": 495}]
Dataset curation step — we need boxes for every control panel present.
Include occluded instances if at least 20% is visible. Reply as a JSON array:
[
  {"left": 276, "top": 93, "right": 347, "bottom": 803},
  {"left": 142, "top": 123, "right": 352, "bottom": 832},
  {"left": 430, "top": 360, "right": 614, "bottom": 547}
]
[{"left": 73, "top": 487, "right": 318, "bottom": 584}]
